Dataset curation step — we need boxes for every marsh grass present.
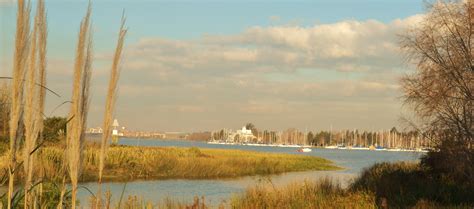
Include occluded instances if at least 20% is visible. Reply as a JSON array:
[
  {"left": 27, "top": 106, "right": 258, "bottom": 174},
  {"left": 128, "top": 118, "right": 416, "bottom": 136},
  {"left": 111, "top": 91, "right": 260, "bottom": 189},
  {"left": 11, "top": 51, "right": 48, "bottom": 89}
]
[
  {"left": 96, "top": 13, "right": 127, "bottom": 208},
  {"left": 65, "top": 2, "right": 93, "bottom": 208},
  {"left": 8, "top": 0, "right": 31, "bottom": 207},
  {"left": 109, "top": 179, "right": 375, "bottom": 209},
  {"left": 230, "top": 178, "right": 376, "bottom": 209},
  {"left": 0, "top": 145, "right": 339, "bottom": 182},
  {"left": 22, "top": 1, "right": 48, "bottom": 206}
]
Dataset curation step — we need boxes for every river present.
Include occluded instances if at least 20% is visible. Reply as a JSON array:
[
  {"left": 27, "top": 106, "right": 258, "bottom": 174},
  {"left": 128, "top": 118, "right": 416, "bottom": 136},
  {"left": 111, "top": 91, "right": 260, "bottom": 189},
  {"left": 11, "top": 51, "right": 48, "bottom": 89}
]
[{"left": 77, "top": 138, "right": 423, "bottom": 207}]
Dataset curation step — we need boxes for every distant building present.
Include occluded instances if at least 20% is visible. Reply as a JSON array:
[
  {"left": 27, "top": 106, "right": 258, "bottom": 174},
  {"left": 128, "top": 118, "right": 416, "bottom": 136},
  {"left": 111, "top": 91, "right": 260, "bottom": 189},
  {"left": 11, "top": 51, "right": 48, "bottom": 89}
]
[
  {"left": 237, "top": 126, "right": 254, "bottom": 142},
  {"left": 211, "top": 125, "right": 255, "bottom": 143},
  {"left": 112, "top": 119, "right": 124, "bottom": 136},
  {"left": 87, "top": 127, "right": 103, "bottom": 134}
]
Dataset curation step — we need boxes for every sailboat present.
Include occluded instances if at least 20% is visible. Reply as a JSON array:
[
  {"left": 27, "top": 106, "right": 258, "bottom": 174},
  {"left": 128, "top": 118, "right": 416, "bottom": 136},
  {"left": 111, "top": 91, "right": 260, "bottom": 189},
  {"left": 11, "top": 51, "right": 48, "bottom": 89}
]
[{"left": 324, "top": 125, "right": 338, "bottom": 149}]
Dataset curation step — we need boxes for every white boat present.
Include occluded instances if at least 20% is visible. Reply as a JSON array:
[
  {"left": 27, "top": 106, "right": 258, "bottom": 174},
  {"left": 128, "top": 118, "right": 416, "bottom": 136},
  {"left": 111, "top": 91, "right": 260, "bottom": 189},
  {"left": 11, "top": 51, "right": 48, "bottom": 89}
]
[
  {"left": 351, "top": 147, "right": 370, "bottom": 150},
  {"left": 324, "top": 145, "right": 338, "bottom": 149},
  {"left": 297, "top": 148, "right": 312, "bottom": 152}
]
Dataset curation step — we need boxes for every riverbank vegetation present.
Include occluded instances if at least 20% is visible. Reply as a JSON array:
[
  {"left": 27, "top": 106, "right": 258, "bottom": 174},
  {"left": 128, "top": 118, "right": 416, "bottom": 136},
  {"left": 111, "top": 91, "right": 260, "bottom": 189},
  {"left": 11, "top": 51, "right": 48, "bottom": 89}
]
[
  {"left": 115, "top": 162, "right": 472, "bottom": 209},
  {"left": 230, "top": 162, "right": 473, "bottom": 209},
  {"left": 0, "top": 145, "right": 339, "bottom": 182}
]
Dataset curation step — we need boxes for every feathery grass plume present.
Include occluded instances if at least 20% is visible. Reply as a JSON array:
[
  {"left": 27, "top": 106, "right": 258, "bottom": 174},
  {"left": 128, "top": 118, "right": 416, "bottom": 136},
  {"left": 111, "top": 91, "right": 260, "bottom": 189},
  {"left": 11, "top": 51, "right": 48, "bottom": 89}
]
[
  {"left": 66, "top": 3, "right": 92, "bottom": 208},
  {"left": 22, "top": 3, "right": 39, "bottom": 207},
  {"left": 35, "top": 1, "right": 47, "bottom": 206},
  {"left": 96, "top": 13, "right": 127, "bottom": 207},
  {"left": 36, "top": 0, "right": 48, "bottom": 144},
  {"left": 23, "top": 0, "right": 47, "bottom": 207},
  {"left": 8, "top": 0, "right": 31, "bottom": 208}
]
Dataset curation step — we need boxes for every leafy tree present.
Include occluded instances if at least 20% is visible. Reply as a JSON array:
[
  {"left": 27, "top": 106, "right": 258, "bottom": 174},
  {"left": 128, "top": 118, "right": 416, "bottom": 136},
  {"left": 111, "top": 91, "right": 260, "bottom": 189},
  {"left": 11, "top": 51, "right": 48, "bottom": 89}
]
[
  {"left": 390, "top": 127, "right": 398, "bottom": 134},
  {"left": 245, "top": 123, "right": 258, "bottom": 137},
  {"left": 307, "top": 131, "right": 314, "bottom": 145},
  {"left": 43, "top": 117, "right": 67, "bottom": 142}
]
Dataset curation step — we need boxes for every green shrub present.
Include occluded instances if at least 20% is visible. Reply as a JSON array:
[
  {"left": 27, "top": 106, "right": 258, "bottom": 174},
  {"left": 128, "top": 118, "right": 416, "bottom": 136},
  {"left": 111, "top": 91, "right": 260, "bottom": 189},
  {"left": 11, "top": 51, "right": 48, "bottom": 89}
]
[{"left": 351, "top": 161, "right": 474, "bottom": 208}]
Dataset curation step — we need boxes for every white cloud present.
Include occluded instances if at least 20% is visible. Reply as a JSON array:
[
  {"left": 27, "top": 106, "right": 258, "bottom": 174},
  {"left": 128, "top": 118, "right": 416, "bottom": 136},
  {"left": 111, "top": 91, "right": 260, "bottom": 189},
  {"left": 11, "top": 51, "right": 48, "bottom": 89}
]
[{"left": 107, "top": 15, "right": 424, "bottom": 130}]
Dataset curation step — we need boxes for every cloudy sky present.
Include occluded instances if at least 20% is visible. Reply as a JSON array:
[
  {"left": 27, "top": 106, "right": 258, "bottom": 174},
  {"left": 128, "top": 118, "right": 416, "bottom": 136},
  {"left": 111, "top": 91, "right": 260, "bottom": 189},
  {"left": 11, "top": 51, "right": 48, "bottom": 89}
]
[{"left": 0, "top": 0, "right": 425, "bottom": 132}]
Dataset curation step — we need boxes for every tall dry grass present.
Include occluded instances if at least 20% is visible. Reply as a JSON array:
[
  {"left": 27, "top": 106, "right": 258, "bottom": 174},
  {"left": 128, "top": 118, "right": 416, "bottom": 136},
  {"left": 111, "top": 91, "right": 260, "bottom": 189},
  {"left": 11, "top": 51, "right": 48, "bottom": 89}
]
[
  {"left": 66, "top": 3, "right": 93, "bottom": 208},
  {"left": 231, "top": 179, "right": 376, "bottom": 209},
  {"left": 97, "top": 14, "right": 127, "bottom": 208},
  {"left": 8, "top": 0, "right": 31, "bottom": 208},
  {"left": 22, "top": 5, "right": 39, "bottom": 207},
  {"left": 0, "top": 145, "right": 338, "bottom": 183},
  {"left": 22, "top": 0, "right": 47, "bottom": 207}
]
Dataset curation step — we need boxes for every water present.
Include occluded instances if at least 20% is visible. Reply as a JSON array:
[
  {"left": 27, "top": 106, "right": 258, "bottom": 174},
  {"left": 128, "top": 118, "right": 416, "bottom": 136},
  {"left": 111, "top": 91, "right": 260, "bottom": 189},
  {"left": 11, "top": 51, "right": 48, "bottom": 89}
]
[{"left": 77, "top": 138, "right": 422, "bottom": 207}]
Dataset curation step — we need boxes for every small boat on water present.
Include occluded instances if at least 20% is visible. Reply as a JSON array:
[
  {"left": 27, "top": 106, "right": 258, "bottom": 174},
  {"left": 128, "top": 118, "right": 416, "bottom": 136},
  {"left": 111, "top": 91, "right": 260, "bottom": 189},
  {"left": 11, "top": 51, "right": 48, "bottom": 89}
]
[
  {"left": 324, "top": 145, "right": 338, "bottom": 149},
  {"left": 297, "top": 148, "right": 312, "bottom": 152}
]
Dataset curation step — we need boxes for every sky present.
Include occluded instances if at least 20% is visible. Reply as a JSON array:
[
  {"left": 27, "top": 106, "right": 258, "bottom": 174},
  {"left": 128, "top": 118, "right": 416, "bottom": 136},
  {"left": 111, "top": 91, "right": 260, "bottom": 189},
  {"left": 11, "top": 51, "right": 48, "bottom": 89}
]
[{"left": 0, "top": 0, "right": 426, "bottom": 132}]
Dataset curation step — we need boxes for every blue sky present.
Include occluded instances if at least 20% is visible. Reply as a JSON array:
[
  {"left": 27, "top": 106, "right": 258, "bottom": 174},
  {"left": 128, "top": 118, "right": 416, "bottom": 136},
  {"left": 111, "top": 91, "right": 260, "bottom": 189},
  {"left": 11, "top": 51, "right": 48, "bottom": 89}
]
[
  {"left": 1, "top": 0, "right": 425, "bottom": 131},
  {"left": 1, "top": 0, "right": 424, "bottom": 56}
]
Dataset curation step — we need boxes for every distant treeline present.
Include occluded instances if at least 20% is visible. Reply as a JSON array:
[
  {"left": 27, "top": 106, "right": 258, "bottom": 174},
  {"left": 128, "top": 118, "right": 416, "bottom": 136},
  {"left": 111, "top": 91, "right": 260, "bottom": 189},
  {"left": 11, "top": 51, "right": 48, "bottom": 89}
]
[{"left": 186, "top": 132, "right": 211, "bottom": 141}]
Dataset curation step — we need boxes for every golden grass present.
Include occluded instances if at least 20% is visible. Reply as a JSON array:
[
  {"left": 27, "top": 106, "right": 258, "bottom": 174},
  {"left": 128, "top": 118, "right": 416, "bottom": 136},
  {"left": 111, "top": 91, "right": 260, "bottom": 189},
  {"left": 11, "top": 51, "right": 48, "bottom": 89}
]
[
  {"left": 97, "top": 13, "right": 127, "bottom": 207},
  {"left": 22, "top": 4, "right": 38, "bottom": 207},
  {"left": 230, "top": 179, "right": 377, "bottom": 209},
  {"left": 0, "top": 145, "right": 339, "bottom": 182},
  {"left": 66, "top": 3, "right": 93, "bottom": 208},
  {"left": 8, "top": 0, "right": 31, "bottom": 207}
]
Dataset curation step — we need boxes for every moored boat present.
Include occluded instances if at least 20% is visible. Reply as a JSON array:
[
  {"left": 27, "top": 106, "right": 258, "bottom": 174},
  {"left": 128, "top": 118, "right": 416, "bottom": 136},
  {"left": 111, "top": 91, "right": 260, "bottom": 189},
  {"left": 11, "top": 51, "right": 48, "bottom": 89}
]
[{"left": 297, "top": 148, "right": 312, "bottom": 152}]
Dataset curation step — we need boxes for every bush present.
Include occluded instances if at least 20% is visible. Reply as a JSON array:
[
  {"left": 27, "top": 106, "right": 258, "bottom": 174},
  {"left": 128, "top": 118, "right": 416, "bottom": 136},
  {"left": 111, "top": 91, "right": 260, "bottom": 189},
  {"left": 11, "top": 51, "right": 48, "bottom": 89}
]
[
  {"left": 43, "top": 117, "right": 67, "bottom": 142},
  {"left": 421, "top": 141, "right": 474, "bottom": 204},
  {"left": 351, "top": 161, "right": 474, "bottom": 208}
]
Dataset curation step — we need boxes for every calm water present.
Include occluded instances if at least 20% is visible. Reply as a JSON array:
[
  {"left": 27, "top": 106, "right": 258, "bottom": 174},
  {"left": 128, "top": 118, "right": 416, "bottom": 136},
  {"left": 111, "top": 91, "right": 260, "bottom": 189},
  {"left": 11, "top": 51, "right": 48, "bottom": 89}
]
[{"left": 77, "top": 138, "right": 422, "bottom": 207}]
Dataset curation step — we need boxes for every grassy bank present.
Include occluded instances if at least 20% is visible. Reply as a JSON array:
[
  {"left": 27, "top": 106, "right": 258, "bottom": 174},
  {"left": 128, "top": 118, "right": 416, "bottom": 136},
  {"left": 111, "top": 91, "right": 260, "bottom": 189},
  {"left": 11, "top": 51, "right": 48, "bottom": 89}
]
[
  {"left": 109, "top": 162, "right": 473, "bottom": 209},
  {"left": 230, "top": 179, "right": 376, "bottom": 209},
  {"left": 0, "top": 145, "right": 339, "bottom": 182}
]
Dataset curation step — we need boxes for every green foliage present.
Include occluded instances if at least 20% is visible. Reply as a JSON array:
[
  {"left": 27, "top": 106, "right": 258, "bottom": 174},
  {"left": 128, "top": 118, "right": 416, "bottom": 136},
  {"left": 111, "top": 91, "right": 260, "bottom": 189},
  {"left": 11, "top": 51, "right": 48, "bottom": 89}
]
[
  {"left": 351, "top": 162, "right": 474, "bottom": 208},
  {"left": 0, "top": 137, "right": 7, "bottom": 155},
  {"left": 245, "top": 123, "right": 258, "bottom": 137},
  {"left": 43, "top": 116, "right": 67, "bottom": 142},
  {"left": 0, "top": 181, "right": 73, "bottom": 209}
]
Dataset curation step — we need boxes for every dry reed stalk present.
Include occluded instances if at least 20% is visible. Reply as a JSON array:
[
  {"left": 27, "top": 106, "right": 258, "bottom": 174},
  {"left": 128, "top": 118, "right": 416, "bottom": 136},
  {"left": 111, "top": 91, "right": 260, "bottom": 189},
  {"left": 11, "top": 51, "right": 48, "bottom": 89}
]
[
  {"left": 35, "top": 1, "right": 47, "bottom": 207},
  {"left": 36, "top": 0, "right": 47, "bottom": 144},
  {"left": 96, "top": 14, "right": 127, "bottom": 208},
  {"left": 66, "top": 3, "right": 92, "bottom": 208},
  {"left": 23, "top": 5, "right": 39, "bottom": 207},
  {"left": 23, "top": 0, "right": 47, "bottom": 207},
  {"left": 8, "top": 0, "right": 31, "bottom": 208},
  {"left": 56, "top": 176, "right": 66, "bottom": 209}
]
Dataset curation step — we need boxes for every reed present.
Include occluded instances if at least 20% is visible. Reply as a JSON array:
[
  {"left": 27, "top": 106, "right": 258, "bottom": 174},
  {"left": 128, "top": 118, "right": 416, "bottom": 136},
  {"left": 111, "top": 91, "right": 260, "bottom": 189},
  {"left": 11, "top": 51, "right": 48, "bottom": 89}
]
[
  {"left": 97, "top": 13, "right": 127, "bottom": 208},
  {"left": 22, "top": 1, "right": 47, "bottom": 206},
  {"left": 0, "top": 145, "right": 339, "bottom": 182},
  {"left": 8, "top": 0, "right": 31, "bottom": 208},
  {"left": 66, "top": 3, "right": 93, "bottom": 208},
  {"left": 231, "top": 179, "right": 376, "bottom": 209},
  {"left": 35, "top": 0, "right": 48, "bottom": 207},
  {"left": 22, "top": 6, "right": 38, "bottom": 207}
]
